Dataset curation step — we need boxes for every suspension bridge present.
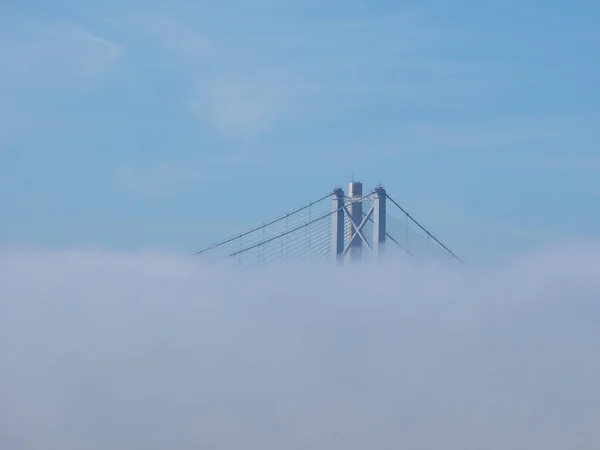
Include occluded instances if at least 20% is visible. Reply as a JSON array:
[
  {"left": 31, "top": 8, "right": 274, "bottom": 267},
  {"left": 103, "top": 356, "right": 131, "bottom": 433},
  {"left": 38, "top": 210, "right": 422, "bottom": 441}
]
[{"left": 195, "top": 181, "right": 461, "bottom": 266}]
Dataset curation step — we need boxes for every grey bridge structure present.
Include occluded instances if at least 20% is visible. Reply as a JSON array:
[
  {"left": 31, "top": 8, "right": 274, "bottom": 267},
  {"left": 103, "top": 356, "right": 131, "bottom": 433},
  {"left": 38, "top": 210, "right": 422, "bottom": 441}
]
[{"left": 195, "top": 181, "right": 461, "bottom": 266}]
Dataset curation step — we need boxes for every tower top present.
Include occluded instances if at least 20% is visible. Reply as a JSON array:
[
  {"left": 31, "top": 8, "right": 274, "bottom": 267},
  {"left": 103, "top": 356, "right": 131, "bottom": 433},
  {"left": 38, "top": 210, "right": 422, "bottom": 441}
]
[{"left": 348, "top": 181, "right": 362, "bottom": 197}]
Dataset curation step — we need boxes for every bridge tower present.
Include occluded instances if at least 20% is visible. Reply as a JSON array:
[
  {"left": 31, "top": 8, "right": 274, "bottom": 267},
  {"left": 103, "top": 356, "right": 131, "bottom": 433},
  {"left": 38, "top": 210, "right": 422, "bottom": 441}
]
[{"left": 331, "top": 181, "right": 387, "bottom": 263}]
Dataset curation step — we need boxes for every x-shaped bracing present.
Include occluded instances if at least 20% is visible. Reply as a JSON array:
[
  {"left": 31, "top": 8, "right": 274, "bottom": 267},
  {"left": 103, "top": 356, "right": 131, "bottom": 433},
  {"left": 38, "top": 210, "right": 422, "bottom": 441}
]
[{"left": 342, "top": 204, "right": 374, "bottom": 255}]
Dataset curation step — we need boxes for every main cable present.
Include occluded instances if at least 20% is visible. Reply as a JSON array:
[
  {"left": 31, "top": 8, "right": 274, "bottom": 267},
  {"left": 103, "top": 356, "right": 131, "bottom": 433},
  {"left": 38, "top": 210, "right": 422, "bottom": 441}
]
[
  {"left": 194, "top": 192, "right": 333, "bottom": 255},
  {"left": 386, "top": 194, "right": 462, "bottom": 262},
  {"left": 361, "top": 211, "right": 416, "bottom": 259},
  {"left": 229, "top": 190, "right": 376, "bottom": 257}
]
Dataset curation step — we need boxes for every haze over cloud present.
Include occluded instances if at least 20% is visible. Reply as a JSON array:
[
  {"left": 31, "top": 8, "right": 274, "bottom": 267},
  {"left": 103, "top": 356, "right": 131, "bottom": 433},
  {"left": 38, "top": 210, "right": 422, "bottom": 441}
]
[{"left": 2, "top": 243, "right": 600, "bottom": 449}]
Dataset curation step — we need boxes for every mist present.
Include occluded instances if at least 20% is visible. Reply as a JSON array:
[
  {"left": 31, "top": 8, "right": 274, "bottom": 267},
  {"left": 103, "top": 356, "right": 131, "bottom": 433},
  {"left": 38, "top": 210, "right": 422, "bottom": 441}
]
[{"left": 1, "top": 243, "right": 600, "bottom": 449}]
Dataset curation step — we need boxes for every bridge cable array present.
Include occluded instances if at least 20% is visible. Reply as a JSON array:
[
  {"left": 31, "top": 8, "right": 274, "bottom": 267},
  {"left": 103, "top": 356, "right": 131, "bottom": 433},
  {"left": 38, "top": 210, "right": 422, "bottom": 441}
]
[
  {"left": 385, "top": 194, "right": 462, "bottom": 262},
  {"left": 361, "top": 210, "right": 417, "bottom": 260},
  {"left": 194, "top": 192, "right": 332, "bottom": 256},
  {"left": 193, "top": 188, "right": 461, "bottom": 265}
]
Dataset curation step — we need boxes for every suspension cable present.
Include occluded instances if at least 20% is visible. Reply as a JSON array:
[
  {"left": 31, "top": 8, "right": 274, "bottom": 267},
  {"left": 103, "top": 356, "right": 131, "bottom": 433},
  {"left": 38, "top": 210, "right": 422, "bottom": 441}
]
[
  {"left": 362, "top": 211, "right": 417, "bottom": 259},
  {"left": 386, "top": 194, "right": 462, "bottom": 262},
  {"left": 229, "top": 191, "right": 376, "bottom": 257},
  {"left": 194, "top": 191, "right": 333, "bottom": 255}
]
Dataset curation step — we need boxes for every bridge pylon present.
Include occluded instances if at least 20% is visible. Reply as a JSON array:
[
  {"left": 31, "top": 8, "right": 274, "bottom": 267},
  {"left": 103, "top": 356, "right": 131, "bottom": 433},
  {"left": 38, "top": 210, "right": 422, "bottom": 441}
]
[{"left": 331, "top": 181, "right": 387, "bottom": 263}]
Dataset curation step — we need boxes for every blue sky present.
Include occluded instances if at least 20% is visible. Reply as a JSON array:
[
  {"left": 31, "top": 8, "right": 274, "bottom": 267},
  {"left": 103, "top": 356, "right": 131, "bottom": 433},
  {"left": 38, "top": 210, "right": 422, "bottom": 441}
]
[{"left": 1, "top": 0, "right": 599, "bottom": 260}]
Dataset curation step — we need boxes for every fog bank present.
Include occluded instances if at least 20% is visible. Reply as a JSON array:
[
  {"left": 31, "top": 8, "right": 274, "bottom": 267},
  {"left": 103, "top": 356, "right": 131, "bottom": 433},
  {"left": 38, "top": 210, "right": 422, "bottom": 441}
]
[{"left": 1, "top": 243, "right": 600, "bottom": 449}]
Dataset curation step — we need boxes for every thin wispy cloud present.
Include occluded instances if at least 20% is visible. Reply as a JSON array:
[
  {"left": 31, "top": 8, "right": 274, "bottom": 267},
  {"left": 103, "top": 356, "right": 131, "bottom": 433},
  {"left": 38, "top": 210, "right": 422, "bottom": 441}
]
[
  {"left": 115, "top": 154, "right": 256, "bottom": 196},
  {"left": 2, "top": 1, "right": 599, "bottom": 255},
  {"left": 0, "top": 20, "right": 122, "bottom": 87},
  {"left": 188, "top": 78, "right": 290, "bottom": 138},
  {"left": 392, "top": 116, "right": 600, "bottom": 153},
  {"left": 536, "top": 155, "right": 600, "bottom": 170},
  {"left": 128, "top": 13, "right": 209, "bottom": 59},
  {"left": 114, "top": 9, "right": 499, "bottom": 138},
  {"left": 69, "top": 23, "right": 120, "bottom": 51},
  {"left": 115, "top": 162, "right": 213, "bottom": 196}
]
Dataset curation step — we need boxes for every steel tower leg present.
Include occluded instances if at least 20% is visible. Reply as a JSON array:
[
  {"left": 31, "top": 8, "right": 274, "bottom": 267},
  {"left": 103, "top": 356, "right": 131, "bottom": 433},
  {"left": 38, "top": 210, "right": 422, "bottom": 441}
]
[
  {"left": 348, "top": 181, "right": 363, "bottom": 261},
  {"left": 373, "top": 185, "right": 386, "bottom": 258},
  {"left": 332, "top": 187, "right": 345, "bottom": 262}
]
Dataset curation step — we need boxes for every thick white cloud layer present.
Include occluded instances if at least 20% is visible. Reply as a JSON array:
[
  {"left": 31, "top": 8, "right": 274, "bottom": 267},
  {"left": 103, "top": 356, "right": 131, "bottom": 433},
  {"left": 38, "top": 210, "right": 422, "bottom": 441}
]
[{"left": 1, "top": 244, "right": 600, "bottom": 449}]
